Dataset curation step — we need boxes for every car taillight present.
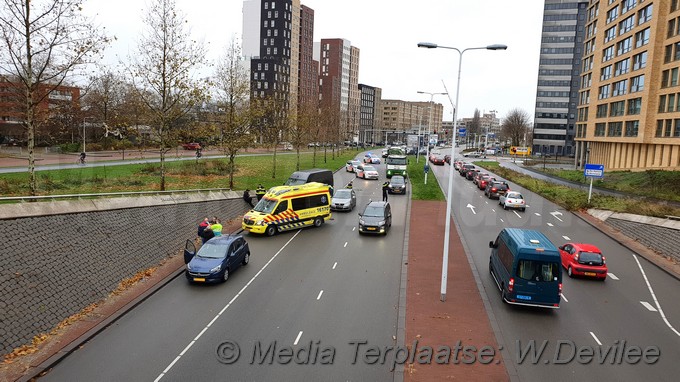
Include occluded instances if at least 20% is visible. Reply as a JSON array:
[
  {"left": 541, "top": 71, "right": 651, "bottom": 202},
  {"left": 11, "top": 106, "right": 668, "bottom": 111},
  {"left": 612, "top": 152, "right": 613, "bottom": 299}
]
[
  {"left": 520, "top": 200, "right": 525, "bottom": 204},
  {"left": 508, "top": 278, "right": 514, "bottom": 292},
  {"left": 559, "top": 282, "right": 563, "bottom": 294},
  {"left": 491, "top": 188, "right": 497, "bottom": 192},
  {"left": 602, "top": 256, "right": 606, "bottom": 264}
]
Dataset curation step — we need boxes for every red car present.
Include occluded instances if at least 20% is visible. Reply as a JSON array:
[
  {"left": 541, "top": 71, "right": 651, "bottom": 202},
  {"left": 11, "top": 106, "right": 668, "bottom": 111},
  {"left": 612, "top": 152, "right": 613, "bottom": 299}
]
[
  {"left": 182, "top": 142, "right": 201, "bottom": 150},
  {"left": 478, "top": 175, "right": 495, "bottom": 190},
  {"left": 558, "top": 243, "right": 608, "bottom": 280},
  {"left": 430, "top": 154, "right": 445, "bottom": 165}
]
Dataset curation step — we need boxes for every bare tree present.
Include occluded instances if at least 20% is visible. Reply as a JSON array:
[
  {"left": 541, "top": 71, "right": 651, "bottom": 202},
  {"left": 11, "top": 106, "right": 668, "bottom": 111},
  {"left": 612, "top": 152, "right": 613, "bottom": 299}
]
[
  {"left": 213, "top": 38, "right": 253, "bottom": 189},
  {"left": 501, "top": 108, "right": 531, "bottom": 147},
  {"left": 259, "top": 95, "right": 292, "bottom": 179},
  {"left": 467, "top": 108, "right": 482, "bottom": 148},
  {"left": 125, "top": 0, "right": 208, "bottom": 190},
  {"left": 0, "top": 0, "right": 109, "bottom": 195},
  {"left": 294, "top": 101, "right": 318, "bottom": 170}
]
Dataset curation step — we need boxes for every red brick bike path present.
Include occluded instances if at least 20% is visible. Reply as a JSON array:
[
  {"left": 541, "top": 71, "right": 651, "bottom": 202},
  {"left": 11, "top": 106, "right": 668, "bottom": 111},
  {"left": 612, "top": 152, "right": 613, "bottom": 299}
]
[{"left": 404, "top": 200, "right": 508, "bottom": 381}]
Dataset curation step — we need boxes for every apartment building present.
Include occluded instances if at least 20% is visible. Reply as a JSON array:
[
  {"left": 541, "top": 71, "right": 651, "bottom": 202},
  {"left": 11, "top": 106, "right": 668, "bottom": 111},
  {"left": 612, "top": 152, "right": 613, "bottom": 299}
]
[
  {"left": 359, "top": 84, "right": 382, "bottom": 144},
  {"left": 379, "top": 100, "right": 443, "bottom": 143},
  {"left": 576, "top": 0, "right": 680, "bottom": 171},
  {"left": 534, "top": 0, "right": 589, "bottom": 157},
  {"left": 297, "top": 4, "right": 318, "bottom": 110}
]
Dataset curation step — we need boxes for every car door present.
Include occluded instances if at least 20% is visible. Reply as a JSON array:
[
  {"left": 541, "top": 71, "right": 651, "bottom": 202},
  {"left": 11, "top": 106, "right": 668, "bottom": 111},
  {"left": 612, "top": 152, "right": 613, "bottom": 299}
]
[
  {"left": 357, "top": 165, "right": 364, "bottom": 178},
  {"left": 184, "top": 240, "right": 196, "bottom": 264},
  {"left": 225, "top": 242, "right": 237, "bottom": 271},
  {"left": 232, "top": 239, "right": 245, "bottom": 269},
  {"left": 385, "top": 204, "right": 392, "bottom": 228},
  {"left": 560, "top": 244, "right": 573, "bottom": 268},
  {"left": 350, "top": 190, "right": 357, "bottom": 209}
]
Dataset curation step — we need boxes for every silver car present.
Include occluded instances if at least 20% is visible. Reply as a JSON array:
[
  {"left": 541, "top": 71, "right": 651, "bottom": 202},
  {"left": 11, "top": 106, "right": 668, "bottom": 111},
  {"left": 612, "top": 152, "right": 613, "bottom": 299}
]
[
  {"left": 331, "top": 188, "right": 357, "bottom": 211},
  {"left": 499, "top": 191, "right": 526, "bottom": 211}
]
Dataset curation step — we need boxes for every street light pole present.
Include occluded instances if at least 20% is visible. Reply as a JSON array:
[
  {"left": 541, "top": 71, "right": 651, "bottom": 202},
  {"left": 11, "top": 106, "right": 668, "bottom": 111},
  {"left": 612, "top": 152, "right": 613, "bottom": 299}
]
[
  {"left": 417, "top": 91, "right": 447, "bottom": 185},
  {"left": 418, "top": 41, "right": 507, "bottom": 302}
]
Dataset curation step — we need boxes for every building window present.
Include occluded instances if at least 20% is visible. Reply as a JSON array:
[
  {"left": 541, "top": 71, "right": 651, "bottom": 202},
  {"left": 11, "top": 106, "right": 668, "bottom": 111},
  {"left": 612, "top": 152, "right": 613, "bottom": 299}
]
[
  {"left": 656, "top": 120, "right": 663, "bottom": 137},
  {"left": 582, "top": 73, "right": 592, "bottom": 88},
  {"left": 607, "top": 122, "right": 623, "bottom": 136},
  {"left": 606, "top": 7, "right": 619, "bottom": 24},
  {"left": 670, "top": 94, "right": 677, "bottom": 112},
  {"left": 579, "top": 90, "right": 590, "bottom": 105},
  {"left": 630, "top": 75, "right": 644, "bottom": 92},
  {"left": 600, "top": 65, "right": 612, "bottom": 80},
  {"left": 674, "top": 120, "right": 680, "bottom": 137},
  {"left": 670, "top": 19, "right": 677, "bottom": 38},
  {"left": 625, "top": 121, "right": 639, "bottom": 137},
  {"left": 619, "top": 15, "right": 636, "bottom": 35},
  {"left": 635, "top": 28, "right": 650, "bottom": 47},
  {"left": 603, "top": 45, "right": 614, "bottom": 62},
  {"left": 666, "top": 119, "right": 673, "bottom": 136},
  {"left": 632, "top": 51, "right": 647, "bottom": 70},
  {"left": 597, "top": 103, "right": 609, "bottom": 118},
  {"left": 598, "top": 84, "right": 610, "bottom": 99},
  {"left": 616, "top": 37, "right": 632, "bottom": 55},
  {"left": 673, "top": 0, "right": 679, "bottom": 13},
  {"left": 622, "top": 0, "right": 637, "bottom": 14},
  {"left": 666, "top": 44, "right": 673, "bottom": 63},
  {"left": 612, "top": 79, "right": 628, "bottom": 96},
  {"left": 638, "top": 4, "right": 652, "bottom": 24},
  {"left": 595, "top": 123, "right": 606, "bottom": 136},
  {"left": 610, "top": 100, "right": 625, "bottom": 116},
  {"left": 628, "top": 97, "right": 642, "bottom": 115},
  {"left": 604, "top": 26, "right": 616, "bottom": 42}
]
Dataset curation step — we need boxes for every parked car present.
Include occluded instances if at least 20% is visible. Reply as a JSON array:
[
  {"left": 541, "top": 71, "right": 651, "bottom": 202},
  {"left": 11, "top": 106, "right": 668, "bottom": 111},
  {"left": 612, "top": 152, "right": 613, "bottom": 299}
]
[
  {"left": 387, "top": 175, "right": 407, "bottom": 194},
  {"left": 356, "top": 164, "right": 379, "bottom": 179},
  {"left": 183, "top": 235, "right": 250, "bottom": 283},
  {"left": 485, "top": 181, "right": 509, "bottom": 199},
  {"left": 498, "top": 191, "right": 526, "bottom": 211},
  {"left": 558, "top": 243, "right": 608, "bottom": 280},
  {"left": 331, "top": 188, "right": 357, "bottom": 211},
  {"left": 358, "top": 201, "right": 392, "bottom": 235}
]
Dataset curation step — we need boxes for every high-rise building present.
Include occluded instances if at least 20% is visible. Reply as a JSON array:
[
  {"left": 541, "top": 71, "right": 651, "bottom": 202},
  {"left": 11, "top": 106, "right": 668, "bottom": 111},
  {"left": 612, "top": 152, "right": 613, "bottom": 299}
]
[
  {"left": 297, "top": 4, "right": 317, "bottom": 110},
  {"left": 359, "top": 84, "right": 381, "bottom": 144},
  {"left": 534, "top": 0, "right": 589, "bottom": 157},
  {"left": 576, "top": 0, "right": 680, "bottom": 170}
]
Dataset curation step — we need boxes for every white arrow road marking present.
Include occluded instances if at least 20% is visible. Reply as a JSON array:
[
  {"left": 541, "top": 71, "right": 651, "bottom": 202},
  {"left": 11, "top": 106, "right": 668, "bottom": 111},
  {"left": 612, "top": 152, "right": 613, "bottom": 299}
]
[
  {"left": 633, "top": 254, "right": 680, "bottom": 337},
  {"left": 550, "top": 211, "right": 564, "bottom": 222},
  {"left": 640, "top": 301, "right": 657, "bottom": 312},
  {"left": 352, "top": 227, "right": 356, "bottom": 231},
  {"left": 317, "top": 290, "right": 324, "bottom": 300},
  {"left": 500, "top": 219, "right": 504, "bottom": 223},
  {"left": 534, "top": 213, "right": 541, "bottom": 216},
  {"left": 513, "top": 211, "right": 522, "bottom": 218},
  {"left": 466, "top": 204, "right": 477, "bottom": 215},
  {"left": 485, "top": 201, "right": 488, "bottom": 204},
  {"left": 547, "top": 223, "right": 554, "bottom": 227},
  {"left": 590, "top": 332, "right": 602, "bottom": 346},
  {"left": 608, "top": 273, "right": 619, "bottom": 280},
  {"left": 492, "top": 209, "right": 496, "bottom": 212},
  {"left": 294, "top": 331, "right": 303, "bottom": 345},
  {"left": 562, "top": 236, "right": 571, "bottom": 241}
]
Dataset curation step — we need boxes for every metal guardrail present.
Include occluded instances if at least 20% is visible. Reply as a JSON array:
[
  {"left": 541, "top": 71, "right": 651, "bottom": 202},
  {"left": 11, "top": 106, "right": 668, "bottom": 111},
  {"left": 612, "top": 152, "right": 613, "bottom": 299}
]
[{"left": 0, "top": 188, "right": 232, "bottom": 202}]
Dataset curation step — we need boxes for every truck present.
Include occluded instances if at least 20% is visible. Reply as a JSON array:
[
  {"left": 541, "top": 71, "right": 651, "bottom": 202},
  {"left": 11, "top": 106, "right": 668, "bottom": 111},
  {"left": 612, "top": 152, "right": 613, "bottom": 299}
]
[{"left": 386, "top": 154, "right": 408, "bottom": 178}]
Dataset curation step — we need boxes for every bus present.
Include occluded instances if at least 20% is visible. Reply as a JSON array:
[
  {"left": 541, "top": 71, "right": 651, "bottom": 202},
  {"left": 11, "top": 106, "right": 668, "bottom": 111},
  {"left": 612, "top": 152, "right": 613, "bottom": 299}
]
[{"left": 386, "top": 154, "right": 408, "bottom": 178}]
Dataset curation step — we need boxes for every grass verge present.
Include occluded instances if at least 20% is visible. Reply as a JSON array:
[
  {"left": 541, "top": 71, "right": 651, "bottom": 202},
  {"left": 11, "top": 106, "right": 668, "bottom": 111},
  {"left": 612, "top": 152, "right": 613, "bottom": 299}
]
[{"left": 408, "top": 158, "right": 445, "bottom": 201}]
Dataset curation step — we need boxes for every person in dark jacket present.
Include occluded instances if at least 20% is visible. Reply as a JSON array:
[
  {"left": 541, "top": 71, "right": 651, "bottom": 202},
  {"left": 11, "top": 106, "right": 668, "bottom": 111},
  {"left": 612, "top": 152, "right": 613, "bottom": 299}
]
[
  {"left": 200, "top": 226, "right": 214, "bottom": 244},
  {"left": 243, "top": 189, "right": 254, "bottom": 207},
  {"left": 382, "top": 181, "right": 389, "bottom": 202},
  {"left": 197, "top": 217, "right": 209, "bottom": 237}
]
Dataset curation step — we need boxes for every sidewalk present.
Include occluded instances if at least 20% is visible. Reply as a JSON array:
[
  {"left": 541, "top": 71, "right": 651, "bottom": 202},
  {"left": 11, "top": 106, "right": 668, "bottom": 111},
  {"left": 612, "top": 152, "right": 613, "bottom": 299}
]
[{"left": 404, "top": 201, "right": 508, "bottom": 381}]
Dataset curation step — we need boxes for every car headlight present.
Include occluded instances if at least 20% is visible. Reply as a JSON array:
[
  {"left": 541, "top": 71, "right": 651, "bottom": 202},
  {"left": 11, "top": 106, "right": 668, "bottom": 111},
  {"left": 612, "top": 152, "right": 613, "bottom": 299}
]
[
  {"left": 210, "top": 264, "right": 222, "bottom": 273},
  {"left": 360, "top": 219, "right": 365, "bottom": 225},
  {"left": 255, "top": 220, "right": 266, "bottom": 226},
  {"left": 187, "top": 263, "right": 193, "bottom": 271},
  {"left": 378, "top": 221, "right": 385, "bottom": 227}
]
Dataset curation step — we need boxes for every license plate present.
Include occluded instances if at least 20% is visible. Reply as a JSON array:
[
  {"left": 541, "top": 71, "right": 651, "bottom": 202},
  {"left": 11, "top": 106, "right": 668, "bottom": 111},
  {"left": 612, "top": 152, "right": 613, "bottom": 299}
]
[
  {"left": 585, "top": 272, "right": 596, "bottom": 276},
  {"left": 516, "top": 295, "right": 532, "bottom": 300},
  {"left": 193, "top": 278, "right": 206, "bottom": 282},
  {"left": 367, "top": 227, "right": 376, "bottom": 231}
]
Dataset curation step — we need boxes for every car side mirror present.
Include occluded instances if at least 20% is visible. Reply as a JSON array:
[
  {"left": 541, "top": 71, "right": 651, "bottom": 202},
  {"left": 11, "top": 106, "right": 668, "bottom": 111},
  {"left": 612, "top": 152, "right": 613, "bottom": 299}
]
[
  {"left": 559, "top": 245, "right": 564, "bottom": 250},
  {"left": 488, "top": 241, "right": 495, "bottom": 249},
  {"left": 358, "top": 213, "right": 362, "bottom": 217}
]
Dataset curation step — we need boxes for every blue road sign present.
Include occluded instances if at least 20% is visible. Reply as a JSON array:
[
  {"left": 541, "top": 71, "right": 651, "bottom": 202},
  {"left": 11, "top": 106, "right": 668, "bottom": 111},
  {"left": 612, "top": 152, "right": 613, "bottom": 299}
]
[
  {"left": 584, "top": 163, "right": 605, "bottom": 178},
  {"left": 458, "top": 128, "right": 466, "bottom": 137}
]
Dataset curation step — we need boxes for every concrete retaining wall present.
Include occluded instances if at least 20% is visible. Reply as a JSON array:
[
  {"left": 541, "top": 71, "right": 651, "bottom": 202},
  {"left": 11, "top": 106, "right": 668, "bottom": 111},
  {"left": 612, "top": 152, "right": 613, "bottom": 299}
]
[{"left": 0, "top": 192, "right": 250, "bottom": 355}]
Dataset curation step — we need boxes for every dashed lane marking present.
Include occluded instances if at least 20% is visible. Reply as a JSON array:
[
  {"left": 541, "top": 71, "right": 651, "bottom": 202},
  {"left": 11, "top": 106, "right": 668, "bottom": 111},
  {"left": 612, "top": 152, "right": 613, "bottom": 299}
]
[
  {"left": 317, "top": 290, "right": 324, "bottom": 300},
  {"left": 294, "top": 331, "right": 303, "bottom": 345},
  {"left": 608, "top": 273, "right": 619, "bottom": 280},
  {"left": 590, "top": 332, "right": 602, "bottom": 346},
  {"left": 640, "top": 301, "right": 657, "bottom": 312}
]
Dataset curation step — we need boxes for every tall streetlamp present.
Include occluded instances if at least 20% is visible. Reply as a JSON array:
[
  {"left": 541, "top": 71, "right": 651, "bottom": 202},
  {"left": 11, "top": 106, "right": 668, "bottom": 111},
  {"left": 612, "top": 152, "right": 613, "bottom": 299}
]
[
  {"left": 417, "top": 91, "right": 447, "bottom": 184},
  {"left": 418, "top": 41, "right": 507, "bottom": 302}
]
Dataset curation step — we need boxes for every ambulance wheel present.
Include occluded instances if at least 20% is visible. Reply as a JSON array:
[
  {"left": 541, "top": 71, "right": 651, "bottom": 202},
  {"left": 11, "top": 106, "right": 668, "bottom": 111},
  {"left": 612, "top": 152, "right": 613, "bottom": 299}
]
[
  {"left": 266, "top": 225, "right": 277, "bottom": 236},
  {"left": 313, "top": 217, "right": 323, "bottom": 227}
]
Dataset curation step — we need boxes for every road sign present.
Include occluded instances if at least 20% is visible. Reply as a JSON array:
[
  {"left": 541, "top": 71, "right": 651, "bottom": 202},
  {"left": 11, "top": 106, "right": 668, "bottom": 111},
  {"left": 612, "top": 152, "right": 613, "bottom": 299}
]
[
  {"left": 458, "top": 128, "right": 466, "bottom": 137},
  {"left": 584, "top": 163, "right": 604, "bottom": 178}
]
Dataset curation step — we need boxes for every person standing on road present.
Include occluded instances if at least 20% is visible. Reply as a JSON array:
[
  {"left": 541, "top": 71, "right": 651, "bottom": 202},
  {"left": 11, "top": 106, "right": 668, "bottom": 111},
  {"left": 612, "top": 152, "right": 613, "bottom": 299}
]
[
  {"left": 256, "top": 184, "right": 266, "bottom": 201},
  {"left": 200, "top": 225, "right": 214, "bottom": 244},
  {"left": 243, "top": 189, "right": 255, "bottom": 208},
  {"left": 382, "top": 181, "right": 389, "bottom": 202},
  {"left": 197, "top": 217, "right": 209, "bottom": 238},
  {"left": 210, "top": 218, "right": 223, "bottom": 237}
]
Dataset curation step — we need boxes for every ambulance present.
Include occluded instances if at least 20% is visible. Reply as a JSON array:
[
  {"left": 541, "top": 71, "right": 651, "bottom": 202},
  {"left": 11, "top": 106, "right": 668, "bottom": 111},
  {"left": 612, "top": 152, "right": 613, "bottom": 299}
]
[{"left": 242, "top": 182, "right": 332, "bottom": 236}]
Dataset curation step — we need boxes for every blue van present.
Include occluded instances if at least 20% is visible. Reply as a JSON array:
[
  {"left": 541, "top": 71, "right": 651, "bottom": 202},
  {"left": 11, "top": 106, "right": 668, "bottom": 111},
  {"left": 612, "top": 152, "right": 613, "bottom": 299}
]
[{"left": 488, "top": 228, "right": 562, "bottom": 309}]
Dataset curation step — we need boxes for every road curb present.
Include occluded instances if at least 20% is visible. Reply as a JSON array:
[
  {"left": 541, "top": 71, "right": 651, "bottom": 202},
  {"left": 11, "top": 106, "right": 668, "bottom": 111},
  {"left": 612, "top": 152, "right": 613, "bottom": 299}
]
[{"left": 392, "top": 179, "right": 412, "bottom": 382}]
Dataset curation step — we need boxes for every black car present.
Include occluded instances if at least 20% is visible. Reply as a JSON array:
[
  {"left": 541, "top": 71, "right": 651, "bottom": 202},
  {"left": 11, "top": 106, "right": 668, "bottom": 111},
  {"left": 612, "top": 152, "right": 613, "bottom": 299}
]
[
  {"left": 387, "top": 175, "right": 407, "bottom": 194},
  {"left": 358, "top": 201, "right": 392, "bottom": 235},
  {"left": 459, "top": 164, "right": 475, "bottom": 176},
  {"left": 484, "top": 181, "right": 509, "bottom": 199},
  {"left": 183, "top": 235, "right": 250, "bottom": 283}
]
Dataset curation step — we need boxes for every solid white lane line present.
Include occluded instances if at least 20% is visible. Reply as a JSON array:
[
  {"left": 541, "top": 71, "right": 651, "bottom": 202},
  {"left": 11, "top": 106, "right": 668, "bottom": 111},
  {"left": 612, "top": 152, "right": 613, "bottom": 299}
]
[
  {"left": 294, "top": 331, "right": 303, "bottom": 345},
  {"left": 333, "top": 262, "right": 337, "bottom": 269},
  {"left": 534, "top": 213, "right": 541, "bottom": 216},
  {"left": 633, "top": 254, "right": 680, "bottom": 337},
  {"left": 561, "top": 293, "right": 569, "bottom": 302},
  {"left": 154, "top": 230, "right": 302, "bottom": 381},
  {"left": 547, "top": 223, "right": 554, "bottom": 227},
  {"left": 640, "top": 301, "right": 658, "bottom": 312},
  {"left": 513, "top": 211, "right": 521, "bottom": 218},
  {"left": 344, "top": 242, "right": 348, "bottom": 248},
  {"left": 590, "top": 332, "right": 602, "bottom": 346},
  {"left": 562, "top": 236, "right": 571, "bottom": 241},
  {"left": 608, "top": 273, "right": 619, "bottom": 280},
  {"left": 317, "top": 290, "right": 324, "bottom": 300}
]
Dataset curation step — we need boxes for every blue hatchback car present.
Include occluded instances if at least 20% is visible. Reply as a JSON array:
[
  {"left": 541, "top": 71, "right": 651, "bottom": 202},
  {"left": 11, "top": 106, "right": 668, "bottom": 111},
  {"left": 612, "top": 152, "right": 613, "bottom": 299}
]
[{"left": 184, "top": 235, "right": 250, "bottom": 283}]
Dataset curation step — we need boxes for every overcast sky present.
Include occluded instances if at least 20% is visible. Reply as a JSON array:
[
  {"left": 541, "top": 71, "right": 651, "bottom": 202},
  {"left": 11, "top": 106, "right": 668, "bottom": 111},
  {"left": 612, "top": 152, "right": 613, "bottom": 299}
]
[{"left": 84, "top": 0, "right": 545, "bottom": 122}]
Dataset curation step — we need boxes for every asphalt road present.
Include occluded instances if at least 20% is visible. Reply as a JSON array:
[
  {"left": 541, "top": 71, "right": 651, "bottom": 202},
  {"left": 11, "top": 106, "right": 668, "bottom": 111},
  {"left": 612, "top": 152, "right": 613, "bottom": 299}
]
[
  {"left": 39, "top": 157, "right": 406, "bottom": 381},
  {"left": 429, "top": 148, "right": 680, "bottom": 381}
]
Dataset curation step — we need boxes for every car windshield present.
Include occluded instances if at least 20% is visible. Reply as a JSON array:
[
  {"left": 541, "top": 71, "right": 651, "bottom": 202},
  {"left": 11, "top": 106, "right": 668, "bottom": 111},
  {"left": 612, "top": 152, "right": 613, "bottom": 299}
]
[
  {"left": 253, "top": 198, "right": 277, "bottom": 213},
  {"left": 196, "top": 242, "right": 228, "bottom": 259},
  {"left": 363, "top": 206, "right": 384, "bottom": 217},
  {"left": 507, "top": 192, "right": 523, "bottom": 199},
  {"left": 390, "top": 177, "right": 405, "bottom": 185},
  {"left": 284, "top": 178, "right": 306, "bottom": 186},
  {"left": 517, "top": 260, "right": 560, "bottom": 282},
  {"left": 363, "top": 166, "right": 376, "bottom": 172},
  {"left": 334, "top": 190, "right": 352, "bottom": 199},
  {"left": 352, "top": 161, "right": 361, "bottom": 166},
  {"left": 386, "top": 157, "right": 407, "bottom": 165},
  {"left": 578, "top": 251, "right": 604, "bottom": 265}
]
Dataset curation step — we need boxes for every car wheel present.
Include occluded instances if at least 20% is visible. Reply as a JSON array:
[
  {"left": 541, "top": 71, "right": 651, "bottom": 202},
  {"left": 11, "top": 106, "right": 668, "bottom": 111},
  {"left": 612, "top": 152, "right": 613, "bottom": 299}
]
[
  {"left": 242, "top": 252, "right": 250, "bottom": 265},
  {"left": 266, "top": 224, "right": 277, "bottom": 236},
  {"left": 503, "top": 204, "right": 507, "bottom": 210},
  {"left": 568, "top": 266, "right": 573, "bottom": 278},
  {"left": 222, "top": 268, "right": 229, "bottom": 282},
  {"left": 313, "top": 217, "right": 323, "bottom": 227},
  {"left": 521, "top": 208, "right": 526, "bottom": 212}
]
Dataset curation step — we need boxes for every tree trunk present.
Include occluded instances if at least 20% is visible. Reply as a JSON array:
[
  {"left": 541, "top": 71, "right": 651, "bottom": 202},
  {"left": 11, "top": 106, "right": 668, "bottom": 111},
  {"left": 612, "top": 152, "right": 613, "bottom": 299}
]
[
  {"left": 296, "top": 149, "right": 300, "bottom": 171},
  {"left": 228, "top": 153, "right": 236, "bottom": 189},
  {"left": 272, "top": 146, "right": 277, "bottom": 179}
]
